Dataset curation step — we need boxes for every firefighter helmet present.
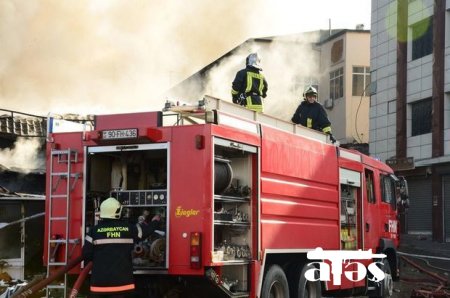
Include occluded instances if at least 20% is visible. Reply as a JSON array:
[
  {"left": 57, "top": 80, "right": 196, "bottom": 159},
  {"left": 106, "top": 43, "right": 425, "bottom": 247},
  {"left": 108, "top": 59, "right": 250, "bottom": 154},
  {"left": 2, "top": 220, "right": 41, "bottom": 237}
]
[
  {"left": 99, "top": 197, "right": 122, "bottom": 219},
  {"left": 303, "top": 85, "right": 318, "bottom": 98},
  {"left": 246, "top": 53, "right": 261, "bottom": 69}
]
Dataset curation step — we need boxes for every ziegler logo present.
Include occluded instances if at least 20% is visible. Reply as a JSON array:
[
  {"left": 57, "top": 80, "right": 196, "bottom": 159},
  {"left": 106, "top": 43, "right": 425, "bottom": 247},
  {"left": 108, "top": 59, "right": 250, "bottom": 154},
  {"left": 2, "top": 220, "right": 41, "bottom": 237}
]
[
  {"left": 175, "top": 206, "right": 200, "bottom": 218},
  {"left": 306, "top": 248, "right": 387, "bottom": 286}
]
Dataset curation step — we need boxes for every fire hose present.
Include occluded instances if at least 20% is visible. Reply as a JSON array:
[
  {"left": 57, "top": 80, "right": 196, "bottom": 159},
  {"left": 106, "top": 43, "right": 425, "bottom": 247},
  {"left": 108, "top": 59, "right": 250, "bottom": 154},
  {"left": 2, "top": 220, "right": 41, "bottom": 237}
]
[
  {"left": 11, "top": 255, "right": 84, "bottom": 298},
  {"left": 0, "top": 212, "right": 45, "bottom": 230},
  {"left": 69, "top": 261, "right": 92, "bottom": 298},
  {"left": 400, "top": 255, "right": 449, "bottom": 285}
]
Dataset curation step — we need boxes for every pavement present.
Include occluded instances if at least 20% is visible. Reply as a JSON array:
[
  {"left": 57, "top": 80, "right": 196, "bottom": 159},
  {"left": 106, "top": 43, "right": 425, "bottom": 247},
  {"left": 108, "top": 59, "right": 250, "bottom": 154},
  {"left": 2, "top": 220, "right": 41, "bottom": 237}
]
[
  {"left": 399, "top": 234, "right": 450, "bottom": 260},
  {"left": 392, "top": 234, "right": 450, "bottom": 297}
]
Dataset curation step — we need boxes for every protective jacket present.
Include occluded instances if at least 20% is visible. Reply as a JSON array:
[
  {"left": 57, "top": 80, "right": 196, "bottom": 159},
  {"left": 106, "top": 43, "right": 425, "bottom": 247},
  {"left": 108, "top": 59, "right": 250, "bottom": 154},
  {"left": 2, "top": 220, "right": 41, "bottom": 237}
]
[
  {"left": 231, "top": 66, "right": 268, "bottom": 113},
  {"left": 83, "top": 219, "right": 158, "bottom": 295},
  {"left": 291, "top": 100, "right": 332, "bottom": 133}
]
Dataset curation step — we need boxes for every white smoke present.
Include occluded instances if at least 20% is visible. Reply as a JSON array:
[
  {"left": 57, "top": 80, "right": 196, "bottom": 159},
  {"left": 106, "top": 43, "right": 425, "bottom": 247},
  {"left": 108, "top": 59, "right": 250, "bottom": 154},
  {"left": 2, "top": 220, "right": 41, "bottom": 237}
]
[
  {"left": 0, "top": 0, "right": 281, "bottom": 115},
  {"left": 165, "top": 32, "right": 322, "bottom": 121},
  {"left": 0, "top": 0, "right": 370, "bottom": 116},
  {"left": 0, "top": 138, "right": 45, "bottom": 173}
]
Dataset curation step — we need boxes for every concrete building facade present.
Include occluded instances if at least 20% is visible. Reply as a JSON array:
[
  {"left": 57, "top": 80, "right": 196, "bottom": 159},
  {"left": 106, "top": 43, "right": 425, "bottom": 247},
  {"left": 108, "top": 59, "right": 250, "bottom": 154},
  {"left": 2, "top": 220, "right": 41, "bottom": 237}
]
[
  {"left": 317, "top": 30, "right": 371, "bottom": 145},
  {"left": 370, "top": 0, "right": 450, "bottom": 241}
]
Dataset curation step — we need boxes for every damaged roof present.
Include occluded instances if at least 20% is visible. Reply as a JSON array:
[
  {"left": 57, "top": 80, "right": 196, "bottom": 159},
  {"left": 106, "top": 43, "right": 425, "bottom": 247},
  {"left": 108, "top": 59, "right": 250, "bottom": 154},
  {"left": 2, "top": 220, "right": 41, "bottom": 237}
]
[{"left": 0, "top": 185, "right": 44, "bottom": 200}]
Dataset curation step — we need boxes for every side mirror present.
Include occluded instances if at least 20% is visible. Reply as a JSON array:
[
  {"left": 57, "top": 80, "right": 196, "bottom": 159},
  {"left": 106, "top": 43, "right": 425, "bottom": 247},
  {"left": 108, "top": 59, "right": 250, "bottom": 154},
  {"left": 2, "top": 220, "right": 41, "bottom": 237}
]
[{"left": 398, "top": 176, "right": 409, "bottom": 201}]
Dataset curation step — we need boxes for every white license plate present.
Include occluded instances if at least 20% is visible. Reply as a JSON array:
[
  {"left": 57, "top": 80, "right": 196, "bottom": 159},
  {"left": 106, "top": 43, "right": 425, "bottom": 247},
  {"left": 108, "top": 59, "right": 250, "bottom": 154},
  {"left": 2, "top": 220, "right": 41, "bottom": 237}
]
[{"left": 102, "top": 128, "right": 138, "bottom": 140}]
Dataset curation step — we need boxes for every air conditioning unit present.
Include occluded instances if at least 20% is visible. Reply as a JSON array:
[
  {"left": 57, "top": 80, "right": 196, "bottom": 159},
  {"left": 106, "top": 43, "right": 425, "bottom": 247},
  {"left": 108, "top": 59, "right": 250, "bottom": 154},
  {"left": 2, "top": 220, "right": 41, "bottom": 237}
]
[{"left": 324, "top": 99, "right": 333, "bottom": 110}]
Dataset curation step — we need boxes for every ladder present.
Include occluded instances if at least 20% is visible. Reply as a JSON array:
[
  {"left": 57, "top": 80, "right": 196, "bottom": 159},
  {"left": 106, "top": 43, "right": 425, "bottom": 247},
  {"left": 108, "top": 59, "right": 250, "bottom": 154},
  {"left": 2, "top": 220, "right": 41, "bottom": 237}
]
[{"left": 46, "top": 149, "right": 80, "bottom": 298}]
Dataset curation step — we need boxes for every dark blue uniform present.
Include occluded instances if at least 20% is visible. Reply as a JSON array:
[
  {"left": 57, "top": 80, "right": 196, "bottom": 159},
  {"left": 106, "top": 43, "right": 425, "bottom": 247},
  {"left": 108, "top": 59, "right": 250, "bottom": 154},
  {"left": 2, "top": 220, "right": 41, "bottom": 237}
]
[
  {"left": 231, "top": 66, "right": 268, "bottom": 113},
  {"left": 291, "top": 101, "right": 332, "bottom": 134},
  {"left": 83, "top": 219, "right": 157, "bottom": 296}
]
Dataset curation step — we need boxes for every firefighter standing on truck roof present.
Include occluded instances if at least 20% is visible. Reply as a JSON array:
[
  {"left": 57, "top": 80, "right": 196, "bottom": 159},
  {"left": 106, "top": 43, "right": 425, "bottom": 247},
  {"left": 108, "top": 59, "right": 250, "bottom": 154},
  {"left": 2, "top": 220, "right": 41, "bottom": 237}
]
[
  {"left": 291, "top": 85, "right": 336, "bottom": 143},
  {"left": 82, "top": 197, "right": 160, "bottom": 298},
  {"left": 231, "top": 52, "right": 268, "bottom": 113}
]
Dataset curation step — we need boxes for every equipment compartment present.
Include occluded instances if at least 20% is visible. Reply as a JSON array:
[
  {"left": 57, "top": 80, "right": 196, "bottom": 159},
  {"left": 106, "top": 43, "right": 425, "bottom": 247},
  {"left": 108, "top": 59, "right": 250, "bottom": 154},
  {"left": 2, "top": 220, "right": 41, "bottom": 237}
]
[
  {"left": 85, "top": 144, "right": 168, "bottom": 270},
  {"left": 212, "top": 138, "right": 256, "bottom": 263}
]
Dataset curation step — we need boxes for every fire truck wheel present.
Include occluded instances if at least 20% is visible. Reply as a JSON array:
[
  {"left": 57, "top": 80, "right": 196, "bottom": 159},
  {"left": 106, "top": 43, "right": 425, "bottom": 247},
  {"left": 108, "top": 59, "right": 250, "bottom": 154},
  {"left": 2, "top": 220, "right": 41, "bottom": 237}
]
[
  {"left": 380, "top": 259, "right": 393, "bottom": 297},
  {"left": 261, "top": 265, "right": 289, "bottom": 298},
  {"left": 369, "top": 258, "right": 393, "bottom": 298},
  {"left": 297, "top": 264, "right": 322, "bottom": 298}
]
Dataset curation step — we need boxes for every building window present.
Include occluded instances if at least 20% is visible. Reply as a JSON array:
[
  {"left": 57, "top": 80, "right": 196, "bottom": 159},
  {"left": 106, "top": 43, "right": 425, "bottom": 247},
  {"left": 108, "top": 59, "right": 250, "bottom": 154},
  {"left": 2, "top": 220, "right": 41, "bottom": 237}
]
[
  {"left": 412, "top": 17, "right": 433, "bottom": 60},
  {"left": 411, "top": 98, "right": 432, "bottom": 136},
  {"left": 331, "top": 39, "right": 343, "bottom": 63},
  {"left": 352, "top": 66, "right": 371, "bottom": 96},
  {"left": 388, "top": 100, "right": 396, "bottom": 114},
  {"left": 330, "top": 67, "right": 343, "bottom": 100},
  {"left": 290, "top": 77, "right": 319, "bottom": 96}
]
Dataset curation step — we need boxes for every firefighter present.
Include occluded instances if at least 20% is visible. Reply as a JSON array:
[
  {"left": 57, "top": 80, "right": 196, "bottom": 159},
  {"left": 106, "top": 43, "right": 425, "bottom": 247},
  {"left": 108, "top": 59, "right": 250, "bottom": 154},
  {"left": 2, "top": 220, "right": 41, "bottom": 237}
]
[
  {"left": 291, "top": 85, "right": 336, "bottom": 143},
  {"left": 231, "top": 52, "right": 268, "bottom": 113},
  {"left": 82, "top": 197, "right": 160, "bottom": 297}
]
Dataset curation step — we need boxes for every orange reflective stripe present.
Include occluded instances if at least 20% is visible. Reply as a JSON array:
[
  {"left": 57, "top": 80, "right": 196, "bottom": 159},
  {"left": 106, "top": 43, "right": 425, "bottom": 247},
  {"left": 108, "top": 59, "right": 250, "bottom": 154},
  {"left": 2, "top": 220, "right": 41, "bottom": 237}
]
[{"left": 91, "top": 283, "right": 135, "bottom": 292}]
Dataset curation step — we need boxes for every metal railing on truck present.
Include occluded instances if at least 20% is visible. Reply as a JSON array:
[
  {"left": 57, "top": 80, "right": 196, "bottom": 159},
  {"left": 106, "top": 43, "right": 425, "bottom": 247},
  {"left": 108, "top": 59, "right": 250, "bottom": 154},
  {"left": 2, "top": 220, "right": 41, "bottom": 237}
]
[{"left": 163, "top": 95, "right": 331, "bottom": 144}]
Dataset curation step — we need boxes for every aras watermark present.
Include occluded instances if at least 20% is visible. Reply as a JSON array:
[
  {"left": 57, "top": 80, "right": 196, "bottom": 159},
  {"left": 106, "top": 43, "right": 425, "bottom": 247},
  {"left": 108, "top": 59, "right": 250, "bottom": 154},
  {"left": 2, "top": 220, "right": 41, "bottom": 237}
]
[{"left": 306, "top": 248, "right": 387, "bottom": 286}]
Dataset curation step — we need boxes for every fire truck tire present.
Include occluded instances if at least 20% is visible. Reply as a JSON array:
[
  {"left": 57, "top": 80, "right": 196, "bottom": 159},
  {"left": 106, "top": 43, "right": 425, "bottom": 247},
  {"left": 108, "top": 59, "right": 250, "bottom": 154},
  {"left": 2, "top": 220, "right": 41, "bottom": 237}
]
[
  {"left": 380, "top": 258, "right": 393, "bottom": 297},
  {"left": 296, "top": 263, "right": 322, "bottom": 298},
  {"left": 369, "top": 258, "right": 393, "bottom": 298},
  {"left": 261, "top": 265, "right": 289, "bottom": 298}
]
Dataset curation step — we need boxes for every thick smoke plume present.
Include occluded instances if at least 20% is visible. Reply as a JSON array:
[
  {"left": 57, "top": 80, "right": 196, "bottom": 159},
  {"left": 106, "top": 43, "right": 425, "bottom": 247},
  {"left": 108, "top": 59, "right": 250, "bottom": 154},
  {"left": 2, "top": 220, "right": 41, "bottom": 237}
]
[
  {"left": 0, "top": 138, "right": 45, "bottom": 173},
  {"left": 0, "top": 0, "right": 279, "bottom": 115},
  {"left": 166, "top": 33, "right": 322, "bottom": 121},
  {"left": 0, "top": 1, "right": 370, "bottom": 117}
]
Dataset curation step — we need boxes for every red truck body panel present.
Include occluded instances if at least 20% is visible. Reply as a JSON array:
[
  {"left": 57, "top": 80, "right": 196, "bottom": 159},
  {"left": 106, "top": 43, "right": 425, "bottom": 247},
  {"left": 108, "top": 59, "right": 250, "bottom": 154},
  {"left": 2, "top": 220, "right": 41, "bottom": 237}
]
[{"left": 44, "top": 106, "right": 400, "bottom": 297}]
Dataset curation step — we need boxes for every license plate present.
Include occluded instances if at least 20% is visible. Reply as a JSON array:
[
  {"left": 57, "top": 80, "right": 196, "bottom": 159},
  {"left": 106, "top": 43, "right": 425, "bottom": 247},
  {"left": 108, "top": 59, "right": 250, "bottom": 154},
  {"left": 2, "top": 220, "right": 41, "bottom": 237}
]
[{"left": 102, "top": 128, "right": 138, "bottom": 140}]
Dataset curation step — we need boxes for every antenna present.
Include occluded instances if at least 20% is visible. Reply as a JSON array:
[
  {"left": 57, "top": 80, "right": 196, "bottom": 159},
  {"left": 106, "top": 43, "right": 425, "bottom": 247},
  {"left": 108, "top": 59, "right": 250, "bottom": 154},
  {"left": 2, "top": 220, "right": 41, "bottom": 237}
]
[{"left": 329, "top": 19, "right": 332, "bottom": 36}]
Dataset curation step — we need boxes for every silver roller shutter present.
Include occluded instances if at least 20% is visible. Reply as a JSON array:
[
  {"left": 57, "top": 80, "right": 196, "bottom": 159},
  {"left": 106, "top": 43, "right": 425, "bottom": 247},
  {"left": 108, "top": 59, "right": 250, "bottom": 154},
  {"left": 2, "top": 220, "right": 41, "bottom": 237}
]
[{"left": 406, "top": 177, "right": 432, "bottom": 235}]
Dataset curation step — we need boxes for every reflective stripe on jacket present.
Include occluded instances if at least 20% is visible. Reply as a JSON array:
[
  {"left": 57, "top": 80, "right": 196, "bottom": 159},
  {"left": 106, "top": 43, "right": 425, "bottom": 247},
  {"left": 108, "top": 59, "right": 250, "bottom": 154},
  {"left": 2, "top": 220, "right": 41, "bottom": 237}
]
[
  {"left": 291, "top": 100, "right": 332, "bottom": 133},
  {"left": 83, "top": 219, "right": 157, "bottom": 294},
  {"left": 231, "top": 66, "right": 268, "bottom": 113}
]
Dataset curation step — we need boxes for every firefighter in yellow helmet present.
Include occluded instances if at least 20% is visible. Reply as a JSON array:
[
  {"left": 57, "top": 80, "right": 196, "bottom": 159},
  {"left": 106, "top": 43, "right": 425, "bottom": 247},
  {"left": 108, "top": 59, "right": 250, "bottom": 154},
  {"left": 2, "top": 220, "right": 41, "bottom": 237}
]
[
  {"left": 292, "top": 85, "right": 336, "bottom": 143},
  {"left": 82, "top": 197, "right": 160, "bottom": 297},
  {"left": 231, "top": 53, "right": 268, "bottom": 113}
]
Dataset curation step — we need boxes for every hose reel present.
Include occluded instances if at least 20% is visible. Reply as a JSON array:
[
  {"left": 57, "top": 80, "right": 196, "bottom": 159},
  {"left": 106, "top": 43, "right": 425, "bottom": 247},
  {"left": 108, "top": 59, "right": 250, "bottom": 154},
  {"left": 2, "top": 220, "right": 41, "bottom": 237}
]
[{"left": 214, "top": 157, "right": 233, "bottom": 195}]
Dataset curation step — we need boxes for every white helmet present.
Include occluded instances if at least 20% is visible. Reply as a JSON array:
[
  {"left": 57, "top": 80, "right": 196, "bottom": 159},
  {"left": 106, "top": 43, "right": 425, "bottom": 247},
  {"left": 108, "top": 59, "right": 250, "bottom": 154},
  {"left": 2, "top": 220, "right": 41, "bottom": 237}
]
[
  {"left": 246, "top": 53, "right": 262, "bottom": 69},
  {"left": 303, "top": 85, "right": 318, "bottom": 98},
  {"left": 100, "top": 197, "right": 122, "bottom": 219}
]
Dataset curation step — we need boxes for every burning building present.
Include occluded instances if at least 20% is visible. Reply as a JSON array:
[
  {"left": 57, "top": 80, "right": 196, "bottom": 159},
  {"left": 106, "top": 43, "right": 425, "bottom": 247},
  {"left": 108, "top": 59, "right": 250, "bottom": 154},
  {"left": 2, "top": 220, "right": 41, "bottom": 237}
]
[{"left": 0, "top": 109, "right": 46, "bottom": 281}]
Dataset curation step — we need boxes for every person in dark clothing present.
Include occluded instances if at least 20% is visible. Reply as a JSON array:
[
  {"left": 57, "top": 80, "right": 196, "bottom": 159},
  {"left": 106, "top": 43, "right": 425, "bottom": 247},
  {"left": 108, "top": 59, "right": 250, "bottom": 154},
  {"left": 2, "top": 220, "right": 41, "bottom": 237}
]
[
  {"left": 82, "top": 197, "right": 160, "bottom": 298},
  {"left": 291, "top": 85, "right": 336, "bottom": 143},
  {"left": 231, "top": 52, "right": 268, "bottom": 113}
]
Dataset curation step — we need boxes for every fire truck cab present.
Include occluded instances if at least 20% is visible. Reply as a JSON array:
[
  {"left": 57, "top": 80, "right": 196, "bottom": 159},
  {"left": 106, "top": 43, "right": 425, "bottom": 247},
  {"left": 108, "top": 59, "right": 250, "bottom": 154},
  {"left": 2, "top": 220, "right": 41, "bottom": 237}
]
[{"left": 44, "top": 96, "right": 408, "bottom": 297}]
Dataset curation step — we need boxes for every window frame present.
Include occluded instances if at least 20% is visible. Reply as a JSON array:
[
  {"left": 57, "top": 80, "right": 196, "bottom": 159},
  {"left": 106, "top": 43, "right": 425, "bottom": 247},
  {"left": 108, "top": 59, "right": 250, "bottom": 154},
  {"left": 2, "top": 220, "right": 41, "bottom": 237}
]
[
  {"left": 411, "top": 17, "right": 433, "bottom": 60},
  {"left": 365, "top": 169, "right": 375, "bottom": 204},
  {"left": 352, "top": 66, "right": 371, "bottom": 96},
  {"left": 411, "top": 97, "right": 432, "bottom": 136},
  {"left": 380, "top": 174, "right": 397, "bottom": 209},
  {"left": 330, "top": 67, "right": 344, "bottom": 100}
]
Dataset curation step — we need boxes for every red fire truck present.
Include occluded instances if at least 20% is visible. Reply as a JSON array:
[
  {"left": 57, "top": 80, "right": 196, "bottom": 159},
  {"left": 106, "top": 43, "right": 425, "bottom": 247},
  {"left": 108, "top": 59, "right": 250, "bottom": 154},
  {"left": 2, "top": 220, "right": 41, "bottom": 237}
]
[{"left": 43, "top": 96, "right": 408, "bottom": 298}]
